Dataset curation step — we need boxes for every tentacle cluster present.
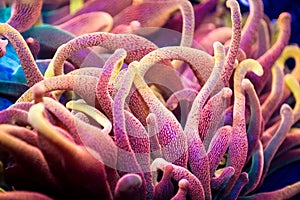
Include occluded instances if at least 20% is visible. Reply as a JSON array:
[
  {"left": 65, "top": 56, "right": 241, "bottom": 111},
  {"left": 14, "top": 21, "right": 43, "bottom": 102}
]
[{"left": 0, "top": 0, "right": 299, "bottom": 199}]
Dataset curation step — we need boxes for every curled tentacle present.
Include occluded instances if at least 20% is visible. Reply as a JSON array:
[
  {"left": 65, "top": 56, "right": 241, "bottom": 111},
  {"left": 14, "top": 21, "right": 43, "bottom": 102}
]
[
  {"left": 28, "top": 102, "right": 113, "bottom": 199},
  {"left": 66, "top": 99, "right": 112, "bottom": 135},
  {"left": 0, "top": 23, "right": 43, "bottom": 87},
  {"left": 151, "top": 158, "right": 205, "bottom": 200},
  {"left": 225, "top": 59, "right": 263, "bottom": 194},
  {"left": 184, "top": 41, "right": 225, "bottom": 199},
  {"left": 171, "top": 179, "right": 189, "bottom": 200},
  {"left": 44, "top": 32, "right": 158, "bottom": 77},
  {"left": 153, "top": 165, "right": 175, "bottom": 200},
  {"left": 114, "top": 174, "right": 143, "bottom": 200},
  {"left": 96, "top": 48, "right": 127, "bottom": 120}
]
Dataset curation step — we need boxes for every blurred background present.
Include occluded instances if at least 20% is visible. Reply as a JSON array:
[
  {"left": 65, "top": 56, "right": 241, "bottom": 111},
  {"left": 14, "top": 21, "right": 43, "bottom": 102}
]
[{"left": 189, "top": 0, "right": 300, "bottom": 46}]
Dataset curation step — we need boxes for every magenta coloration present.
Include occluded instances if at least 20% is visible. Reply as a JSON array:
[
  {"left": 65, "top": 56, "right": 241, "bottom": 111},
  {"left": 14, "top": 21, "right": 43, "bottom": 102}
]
[{"left": 0, "top": 0, "right": 299, "bottom": 199}]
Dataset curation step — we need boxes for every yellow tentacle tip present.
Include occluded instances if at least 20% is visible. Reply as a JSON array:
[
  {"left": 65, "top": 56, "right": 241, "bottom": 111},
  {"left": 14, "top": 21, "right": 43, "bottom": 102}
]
[
  {"left": 28, "top": 102, "right": 46, "bottom": 129},
  {"left": 44, "top": 63, "right": 55, "bottom": 78},
  {"left": 276, "top": 45, "right": 300, "bottom": 69},
  {"left": 226, "top": 0, "right": 238, "bottom": 8},
  {"left": 284, "top": 74, "right": 300, "bottom": 101},
  {"left": 240, "top": 59, "right": 264, "bottom": 77},
  {"left": 70, "top": 0, "right": 84, "bottom": 14}
]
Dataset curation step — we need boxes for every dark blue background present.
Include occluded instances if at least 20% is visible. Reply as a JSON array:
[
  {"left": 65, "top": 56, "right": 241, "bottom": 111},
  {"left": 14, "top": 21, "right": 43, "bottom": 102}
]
[
  {"left": 238, "top": 0, "right": 300, "bottom": 46},
  {"left": 189, "top": 0, "right": 300, "bottom": 46}
]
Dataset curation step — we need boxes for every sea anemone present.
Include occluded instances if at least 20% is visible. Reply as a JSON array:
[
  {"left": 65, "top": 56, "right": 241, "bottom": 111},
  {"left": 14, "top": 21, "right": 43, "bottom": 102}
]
[{"left": 0, "top": 0, "right": 299, "bottom": 199}]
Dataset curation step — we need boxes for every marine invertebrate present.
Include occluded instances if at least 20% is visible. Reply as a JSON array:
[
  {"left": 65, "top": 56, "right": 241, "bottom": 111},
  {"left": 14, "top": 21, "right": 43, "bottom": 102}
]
[{"left": 0, "top": 0, "right": 299, "bottom": 199}]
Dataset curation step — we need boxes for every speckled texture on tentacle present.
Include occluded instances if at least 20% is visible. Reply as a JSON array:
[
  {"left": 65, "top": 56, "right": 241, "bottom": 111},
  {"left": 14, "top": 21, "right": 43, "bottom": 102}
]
[
  {"left": 113, "top": 64, "right": 141, "bottom": 165},
  {"left": 22, "top": 25, "right": 105, "bottom": 69},
  {"left": 42, "top": 97, "right": 83, "bottom": 144},
  {"left": 134, "top": 71, "right": 188, "bottom": 168},
  {"left": 138, "top": 46, "right": 214, "bottom": 86},
  {"left": 0, "top": 23, "right": 43, "bottom": 87},
  {"left": 45, "top": 32, "right": 158, "bottom": 77},
  {"left": 0, "top": 108, "right": 28, "bottom": 125},
  {"left": 146, "top": 113, "right": 162, "bottom": 160},
  {"left": 151, "top": 158, "right": 205, "bottom": 200},
  {"left": 96, "top": 49, "right": 126, "bottom": 120},
  {"left": 221, "top": 0, "right": 242, "bottom": 85},
  {"left": 211, "top": 167, "right": 235, "bottom": 192},
  {"left": 184, "top": 42, "right": 225, "bottom": 200},
  {"left": 7, "top": 101, "right": 59, "bottom": 125},
  {"left": 177, "top": 0, "right": 194, "bottom": 47},
  {"left": 67, "top": 67, "right": 102, "bottom": 77},
  {"left": 225, "top": 59, "right": 263, "bottom": 194},
  {"left": 200, "top": 87, "right": 232, "bottom": 149},
  {"left": 207, "top": 125, "right": 232, "bottom": 177},
  {"left": 164, "top": 0, "right": 217, "bottom": 33},
  {"left": 7, "top": 0, "right": 43, "bottom": 33},
  {"left": 113, "top": 63, "right": 148, "bottom": 199},
  {"left": 125, "top": 112, "right": 153, "bottom": 199},
  {"left": 17, "top": 75, "right": 98, "bottom": 104},
  {"left": 7, "top": 101, "right": 33, "bottom": 111}
]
